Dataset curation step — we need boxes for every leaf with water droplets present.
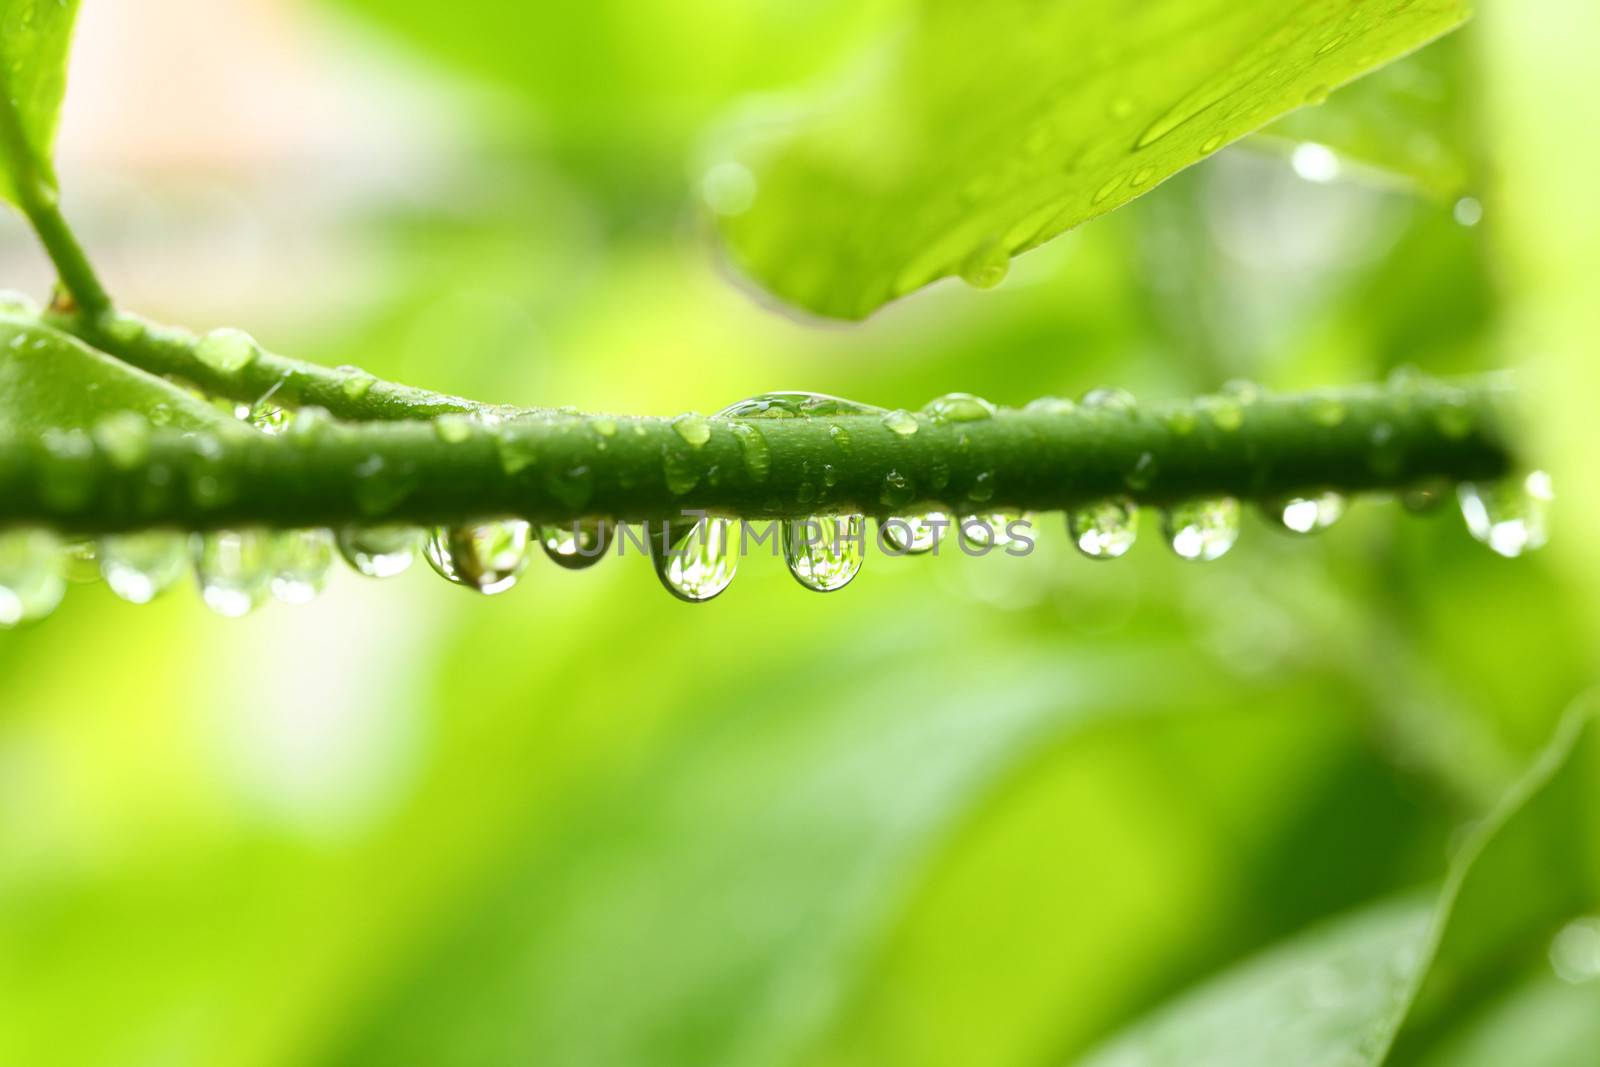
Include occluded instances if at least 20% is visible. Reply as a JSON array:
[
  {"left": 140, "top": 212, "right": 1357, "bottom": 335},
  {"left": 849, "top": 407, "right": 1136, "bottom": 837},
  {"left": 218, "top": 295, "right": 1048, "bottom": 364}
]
[
  {"left": 0, "top": 314, "right": 228, "bottom": 437},
  {"left": 0, "top": 1, "right": 81, "bottom": 211},
  {"left": 717, "top": 0, "right": 1468, "bottom": 319}
]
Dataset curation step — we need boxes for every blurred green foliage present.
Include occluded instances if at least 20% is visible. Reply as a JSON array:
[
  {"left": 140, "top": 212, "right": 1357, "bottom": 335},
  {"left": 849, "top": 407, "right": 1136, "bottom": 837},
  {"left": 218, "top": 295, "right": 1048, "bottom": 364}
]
[{"left": 0, "top": 3, "right": 1596, "bottom": 1067}]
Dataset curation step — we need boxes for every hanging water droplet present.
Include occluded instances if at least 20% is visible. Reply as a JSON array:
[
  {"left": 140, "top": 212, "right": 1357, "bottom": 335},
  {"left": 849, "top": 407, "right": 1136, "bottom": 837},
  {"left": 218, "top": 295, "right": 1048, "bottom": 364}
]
[
  {"left": 0, "top": 528, "right": 66, "bottom": 627},
  {"left": 193, "top": 529, "right": 272, "bottom": 617},
  {"left": 1068, "top": 498, "right": 1139, "bottom": 559},
  {"left": 269, "top": 528, "right": 335, "bottom": 604},
  {"left": 671, "top": 413, "right": 712, "bottom": 448},
  {"left": 1458, "top": 471, "right": 1552, "bottom": 558},
  {"left": 959, "top": 511, "right": 1026, "bottom": 551},
  {"left": 1453, "top": 197, "right": 1484, "bottom": 228},
  {"left": 247, "top": 398, "right": 291, "bottom": 435},
  {"left": 424, "top": 520, "right": 531, "bottom": 594},
  {"left": 539, "top": 518, "right": 612, "bottom": 570},
  {"left": 882, "top": 409, "right": 920, "bottom": 436},
  {"left": 195, "top": 327, "right": 259, "bottom": 373},
  {"left": 337, "top": 525, "right": 421, "bottom": 578},
  {"left": 880, "top": 513, "right": 949, "bottom": 555},
  {"left": 1164, "top": 498, "right": 1241, "bottom": 561},
  {"left": 654, "top": 518, "right": 737, "bottom": 603},
  {"left": 99, "top": 530, "right": 189, "bottom": 604},
  {"left": 60, "top": 539, "right": 101, "bottom": 584},
  {"left": 1081, "top": 387, "right": 1137, "bottom": 416},
  {"left": 1273, "top": 492, "right": 1347, "bottom": 534},
  {"left": 922, "top": 393, "right": 996, "bottom": 423},
  {"left": 783, "top": 515, "right": 865, "bottom": 592}
]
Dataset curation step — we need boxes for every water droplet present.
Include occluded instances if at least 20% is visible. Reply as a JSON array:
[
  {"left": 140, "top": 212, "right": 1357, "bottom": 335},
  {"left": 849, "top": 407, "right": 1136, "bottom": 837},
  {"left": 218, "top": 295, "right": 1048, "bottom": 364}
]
[
  {"left": 194, "top": 529, "right": 272, "bottom": 617},
  {"left": 496, "top": 430, "right": 540, "bottom": 476},
  {"left": 882, "top": 409, "right": 920, "bottom": 437},
  {"left": 880, "top": 470, "right": 914, "bottom": 509},
  {"left": 0, "top": 289, "right": 39, "bottom": 316},
  {"left": 588, "top": 415, "right": 618, "bottom": 439},
  {"left": 1433, "top": 395, "right": 1475, "bottom": 439},
  {"left": 433, "top": 414, "right": 476, "bottom": 444},
  {"left": 269, "top": 528, "right": 334, "bottom": 604},
  {"left": 959, "top": 512, "right": 1026, "bottom": 551},
  {"left": 1201, "top": 133, "right": 1226, "bottom": 154},
  {"left": 1068, "top": 498, "right": 1139, "bottom": 559},
  {"left": 880, "top": 513, "right": 949, "bottom": 555},
  {"left": 1201, "top": 396, "right": 1244, "bottom": 431},
  {"left": 353, "top": 454, "right": 418, "bottom": 517},
  {"left": 98, "top": 531, "right": 188, "bottom": 604},
  {"left": 1130, "top": 166, "right": 1156, "bottom": 187},
  {"left": 1108, "top": 96, "right": 1136, "bottom": 119},
  {"left": 828, "top": 423, "right": 853, "bottom": 454},
  {"left": 716, "top": 392, "right": 880, "bottom": 419},
  {"left": 1315, "top": 33, "right": 1348, "bottom": 55},
  {"left": 1082, "top": 387, "right": 1137, "bottom": 416},
  {"left": 247, "top": 398, "right": 290, "bottom": 435},
  {"left": 92, "top": 411, "right": 151, "bottom": 469},
  {"left": 336, "top": 525, "right": 420, "bottom": 578},
  {"left": 654, "top": 519, "right": 737, "bottom": 603},
  {"left": 1453, "top": 197, "right": 1484, "bottom": 228},
  {"left": 663, "top": 449, "right": 700, "bottom": 495},
  {"left": 1092, "top": 175, "right": 1124, "bottom": 205},
  {"left": 1164, "top": 498, "right": 1241, "bottom": 561},
  {"left": 60, "top": 540, "right": 101, "bottom": 584},
  {"left": 539, "top": 518, "right": 612, "bottom": 570},
  {"left": 338, "top": 366, "right": 378, "bottom": 401},
  {"left": 1024, "top": 396, "right": 1076, "bottom": 415},
  {"left": 0, "top": 528, "right": 66, "bottom": 627},
  {"left": 1304, "top": 83, "right": 1331, "bottom": 105},
  {"left": 922, "top": 393, "right": 996, "bottom": 423},
  {"left": 729, "top": 423, "right": 770, "bottom": 482},
  {"left": 671, "top": 412, "right": 712, "bottom": 448},
  {"left": 195, "top": 327, "right": 259, "bottom": 374},
  {"left": 783, "top": 515, "right": 865, "bottom": 592},
  {"left": 424, "top": 520, "right": 531, "bottom": 594},
  {"left": 959, "top": 240, "right": 1010, "bottom": 290},
  {"left": 1274, "top": 492, "right": 1347, "bottom": 534},
  {"left": 1164, "top": 408, "right": 1197, "bottom": 435},
  {"left": 1308, "top": 395, "right": 1347, "bottom": 427},
  {"left": 1125, "top": 452, "right": 1159, "bottom": 491},
  {"left": 1458, "top": 471, "right": 1552, "bottom": 558}
]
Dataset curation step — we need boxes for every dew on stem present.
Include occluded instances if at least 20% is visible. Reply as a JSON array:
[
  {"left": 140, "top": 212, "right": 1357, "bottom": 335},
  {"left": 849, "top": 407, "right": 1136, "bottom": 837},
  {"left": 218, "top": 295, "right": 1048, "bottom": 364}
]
[
  {"left": 1458, "top": 471, "right": 1552, "bottom": 559},
  {"left": 337, "top": 525, "right": 422, "bottom": 579},
  {"left": 193, "top": 529, "right": 272, "bottom": 617},
  {"left": 269, "top": 528, "right": 335, "bottom": 604},
  {"left": 881, "top": 512, "right": 950, "bottom": 555},
  {"left": 0, "top": 528, "right": 66, "bottom": 628},
  {"left": 654, "top": 518, "right": 737, "bottom": 603},
  {"left": 1068, "top": 497, "right": 1138, "bottom": 559},
  {"left": 1165, "top": 498, "right": 1241, "bottom": 561},
  {"left": 539, "top": 518, "right": 612, "bottom": 570}
]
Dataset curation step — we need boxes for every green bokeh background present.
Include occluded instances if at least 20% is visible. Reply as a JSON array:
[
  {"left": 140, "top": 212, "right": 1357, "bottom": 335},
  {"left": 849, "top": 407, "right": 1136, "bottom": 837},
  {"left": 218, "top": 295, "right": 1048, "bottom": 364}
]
[{"left": 1, "top": 3, "right": 1596, "bottom": 1065}]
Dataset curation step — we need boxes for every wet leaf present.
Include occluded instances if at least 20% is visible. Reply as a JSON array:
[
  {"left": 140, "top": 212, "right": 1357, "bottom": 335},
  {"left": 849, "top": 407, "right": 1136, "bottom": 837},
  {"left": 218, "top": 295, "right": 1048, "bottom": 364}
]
[
  {"left": 0, "top": 314, "right": 224, "bottom": 435},
  {"left": 0, "top": 0, "right": 81, "bottom": 209},
  {"left": 718, "top": 0, "right": 1470, "bottom": 319}
]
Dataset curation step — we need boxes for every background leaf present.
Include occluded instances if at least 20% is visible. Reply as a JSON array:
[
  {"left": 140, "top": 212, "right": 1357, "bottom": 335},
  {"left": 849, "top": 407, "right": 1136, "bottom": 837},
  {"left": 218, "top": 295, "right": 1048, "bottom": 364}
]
[
  {"left": 716, "top": 0, "right": 1469, "bottom": 319},
  {"left": 0, "top": 0, "right": 80, "bottom": 208}
]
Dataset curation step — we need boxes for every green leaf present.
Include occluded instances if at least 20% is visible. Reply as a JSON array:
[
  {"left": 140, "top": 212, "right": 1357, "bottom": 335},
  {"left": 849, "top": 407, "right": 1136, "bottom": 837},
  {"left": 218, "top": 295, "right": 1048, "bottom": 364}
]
[
  {"left": 1069, "top": 708, "right": 1600, "bottom": 1067},
  {"left": 0, "top": 0, "right": 81, "bottom": 209},
  {"left": 718, "top": 0, "right": 1470, "bottom": 320},
  {"left": 0, "top": 313, "right": 226, "bottom": 434}
]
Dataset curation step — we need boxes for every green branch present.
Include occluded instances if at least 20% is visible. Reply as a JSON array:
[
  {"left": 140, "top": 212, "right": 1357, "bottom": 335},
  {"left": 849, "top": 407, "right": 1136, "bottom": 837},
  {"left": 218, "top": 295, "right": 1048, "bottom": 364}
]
[
  {"left": 0, "top": 374, "right": 1517, "bottom": 534},
  {"left": 54, "top": 310, "right": 507, "bottom": 422}
]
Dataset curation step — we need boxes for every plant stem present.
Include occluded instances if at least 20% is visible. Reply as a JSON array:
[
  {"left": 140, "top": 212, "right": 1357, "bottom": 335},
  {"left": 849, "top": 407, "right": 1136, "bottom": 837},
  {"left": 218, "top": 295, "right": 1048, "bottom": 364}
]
[
  {"left": 20, "top": 191, "right": 111, "bottom": 321},
  {"left": 55, "top": 310, "right": 503, "bottom": 422},
  {"left": 0, "top": 374, "right": 1518, "bottom": 534}
]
